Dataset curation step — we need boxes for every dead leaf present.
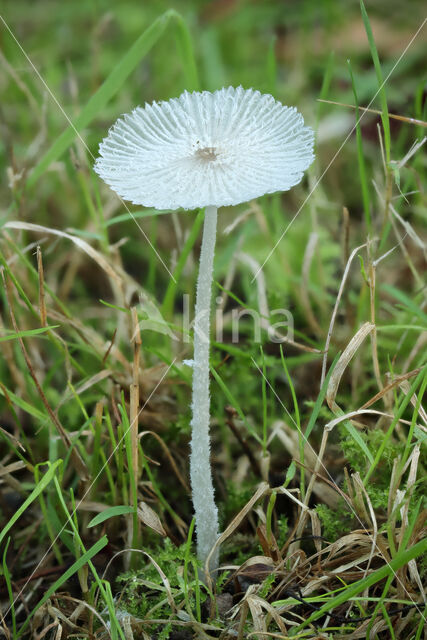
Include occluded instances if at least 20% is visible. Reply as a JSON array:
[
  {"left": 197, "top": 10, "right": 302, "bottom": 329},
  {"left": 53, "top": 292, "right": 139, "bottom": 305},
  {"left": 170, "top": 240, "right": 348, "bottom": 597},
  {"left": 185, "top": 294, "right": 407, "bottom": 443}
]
[{"left": 137, "top": 501, "right": 167, "bottom": 537}]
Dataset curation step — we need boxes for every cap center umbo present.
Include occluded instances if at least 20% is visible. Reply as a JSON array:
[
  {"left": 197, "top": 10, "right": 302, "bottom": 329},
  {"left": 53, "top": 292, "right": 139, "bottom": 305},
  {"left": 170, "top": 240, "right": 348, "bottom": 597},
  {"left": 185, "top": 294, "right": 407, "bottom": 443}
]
[{"left": 195, "top": 146, "right": 218, "bottom": 162}]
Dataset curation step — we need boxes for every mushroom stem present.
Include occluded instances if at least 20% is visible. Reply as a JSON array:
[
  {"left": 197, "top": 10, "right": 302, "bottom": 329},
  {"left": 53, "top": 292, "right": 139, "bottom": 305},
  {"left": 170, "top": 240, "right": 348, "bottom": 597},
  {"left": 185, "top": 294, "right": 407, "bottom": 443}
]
[{"left": 190, "top": 204, "right": 219, "bottom": 574}]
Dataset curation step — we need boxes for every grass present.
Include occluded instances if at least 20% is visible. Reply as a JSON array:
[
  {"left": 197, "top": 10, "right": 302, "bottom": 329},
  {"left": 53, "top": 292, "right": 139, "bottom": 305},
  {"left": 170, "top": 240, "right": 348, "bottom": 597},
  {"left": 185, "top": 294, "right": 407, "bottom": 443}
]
[{"left": 1, "top": 0, "right": 426, "bottom": 638}]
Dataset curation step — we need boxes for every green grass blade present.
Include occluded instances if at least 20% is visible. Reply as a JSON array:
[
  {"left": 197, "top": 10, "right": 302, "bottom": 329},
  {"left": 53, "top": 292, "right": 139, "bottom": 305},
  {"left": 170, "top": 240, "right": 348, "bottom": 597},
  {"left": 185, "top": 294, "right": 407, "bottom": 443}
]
[
  {"left": 119, "top": 403, "right": 139, "bottom": 558},
  {"left": 34, "top": 465, "right": 64, "bottom": 562},
  {"left": 1, "top": 236, "right": 71, "bottom": 319},
  {"left": 377, "top": 325, "right": 426, "bottom": 332},
  {"left": 104, "top": 208, "right": 170, "bottom": 227},
  {"left": 280, "top": 346, "right": 304, "bottom": 493},
  {"left": 296, "top": 535, "right": 427, "bottom": 630},
  {"left": 348, "top": 60, "right": 371, "bottom": 232},
  {"left": 341, "top": 418, "right": 374, "bottom": 464},
  {"left": 0, "top": 460, "right": 61, "bottom": 546},
  {"left": 304, "top": 354, "right": 339, "bottom": 441},
  {"left": 17, "top": 535, "right": 109, "bottom": 638},
  {"left": 316, "top": 51, "right": 335, "bottom": 127},
  {"left": 183, "top": 517, "right": 196, "bottom": 613},
  {"left": 360, "top": 0, "right": 391, "bottom": 162},
  {"left": 27, "top": 10, "right": 179, "bottom": 186},
  {"left": 53, "top": 480, "right": 125, "bottom": 640},
  {"left": 2, "top": 539, "right": 16, "bottom": 639},
  {"left": 400, "top": 371, "right": 427, "bottom": 470},
  {"left": 260, "top": 346, "right": 268, "bottom": 455},
  {"left": 415, "top": 603, "right": 427, "bottom": 639},
  {"left": 381, "top": 284, "right": 427, "bottom": 323},
  {"left": 280, "top": 346, "right": 301, "bottom": 430},
  {"left": 172, "top": 10, "right": 199, "bottom": 91},
  {"left": 366, "top": 574, "right": 394, "bottom": 638},
  {"left": 266, "top": 35, "right": 277, "bottom": 95},
  {"left": 88, "top": 505, "right": 135, "bottom": 528},
  {"left": 0, "top": 325, "right": 59, "bottom": 343},
  {"left": 162, "top": 209, "right": 204, "bottom": 318},
  {"left": 0, "top": 250, "right": 38, "bottom": 319},
  {"left": 211, "top": 365, "right": 263, "bottom": 445},
  {"left": 0, "top": 383, "right": 46, "bottom": 422},
  {"left": 44, "top": 493, "right": 73, "bottom": 554},
  {"left": 364, "top": 366, "right": 426, "bottom": 484},
  {"left": 399, "top": 497, "right": 422, "bottom": 553}
]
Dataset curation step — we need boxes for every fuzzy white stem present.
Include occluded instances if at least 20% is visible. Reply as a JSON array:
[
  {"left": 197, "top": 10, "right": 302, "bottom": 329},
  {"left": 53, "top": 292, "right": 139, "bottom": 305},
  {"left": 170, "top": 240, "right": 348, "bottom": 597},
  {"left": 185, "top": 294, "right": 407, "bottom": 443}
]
[{"left": 190, "top": 204, "right": 219, "bottom": 574}]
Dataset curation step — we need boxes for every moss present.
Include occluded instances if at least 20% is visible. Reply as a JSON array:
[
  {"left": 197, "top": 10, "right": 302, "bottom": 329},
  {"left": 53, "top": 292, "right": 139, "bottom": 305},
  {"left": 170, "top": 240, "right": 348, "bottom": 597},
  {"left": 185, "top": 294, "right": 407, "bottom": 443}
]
[
  {"left": 316, "top": 502, "right": 352, "bottom": 541},
  {"left": 116, "top": 539, "right": 205, "bottom": 621}
]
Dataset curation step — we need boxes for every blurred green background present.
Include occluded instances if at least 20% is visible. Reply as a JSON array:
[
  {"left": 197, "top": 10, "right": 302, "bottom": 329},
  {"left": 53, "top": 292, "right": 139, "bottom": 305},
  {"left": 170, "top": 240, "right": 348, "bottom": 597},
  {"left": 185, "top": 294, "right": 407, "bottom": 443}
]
[
  {"left": 2, "top": 0, "right": 425, "bottom": 351},
  {"left": 2, "top": 0, "right": 425, "bottom": 192},
  {"left": 0, "top": 5, "right": 426, "bottom": 625}
]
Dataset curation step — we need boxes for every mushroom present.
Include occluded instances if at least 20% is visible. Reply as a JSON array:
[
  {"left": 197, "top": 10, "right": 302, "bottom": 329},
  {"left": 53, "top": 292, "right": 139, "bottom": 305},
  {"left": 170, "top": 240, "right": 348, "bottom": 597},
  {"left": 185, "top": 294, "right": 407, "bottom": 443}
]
[{"left": 94, "top": 86, "right": 314, "bottom": 575}]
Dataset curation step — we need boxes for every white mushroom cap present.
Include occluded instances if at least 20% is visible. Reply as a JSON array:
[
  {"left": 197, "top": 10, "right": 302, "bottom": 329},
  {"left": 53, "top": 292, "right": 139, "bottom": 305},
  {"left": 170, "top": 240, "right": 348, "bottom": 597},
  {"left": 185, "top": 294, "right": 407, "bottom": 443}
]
[{"left": 94, "top": 86, "right": 314, "bottom": 211}]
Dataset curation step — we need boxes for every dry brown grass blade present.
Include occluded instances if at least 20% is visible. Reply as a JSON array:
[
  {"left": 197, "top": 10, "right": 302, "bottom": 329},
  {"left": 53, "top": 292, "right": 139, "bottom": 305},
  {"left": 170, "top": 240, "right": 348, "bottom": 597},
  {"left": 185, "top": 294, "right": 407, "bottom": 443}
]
[
  {"left": 403, "top": 333, "right": 427, "bottom": 374},
  {"left": 246, "top": 634, "right": 293, "bottom": 640},
  {"left": 36, "top": 246, "right": 47, "bottom": 328},
  {"left": 288, "top": 427, "right": 330, "bottom": 556},
  {"left": 245, "top": 588, "right": 268, "bottom": 636},
  {"left": 0, "top": 48, "right": 41, "bottom": 124},
  {"left": 136, "top": 619, "right": 218, "bottom": 639},
  {"left": 399, "top": 445, "right": 425, "bottom": 599},
  {"left": 0, "top": 313, "right": 27, "bottom": 395},
  {"left": 342, "top": 206, "right": 350, "bottom": 267},
  {"left": 389, "top": 198, "right": 426, "bottom": 257},
  {"left": 257, "top": 523, "right": 281, "bottom": 562},
  {"left": 233, "top": 555, "right": 275, "bottom": 578},
  {"left": 252, "top": 600, "right": 289, "bottom": 636},
  {"left": 242, "top": 589, "right": 289, "bottom": 637},
  {"left": 326, "top": 321, "right": 375, "bottom": 411},
  {"left": 269, "top": 420, "right": 340, "bottom": 507},
  {"left": 317, "top": 98, "right": 427, "bottom": 127},
  {"left": 325, "top": 408, "right": 397, "bottom": 431},
  {"left": 323, "top": 531, "right": 381, "bottom": 565},
  {"left": 330, "top": 552, "right": 372, "bottom": 576},
  {"left": 45, "top": 307, "right": 130, "bottom": 373},
  {"left": 206, "top": 481, "right": 270, "bottom": 580},
  {"left": 395, "top": 377, "right": 427, "bottom": 427},
  {"left": 139, "top": 430, "right": 190, "bottom": 491},
  {"left": 2, "top": 270, "right": 90, "bottom": 481},
  {"left": 55, "top": 371, "right": 113, "bottom": 412},
  {"left": 321, "top": 243, "right": 368, "bottom": 387},
  {"left": 309, "top": 509, "right": 322, "bottom": 555},
  {"left": 360, "top": 367, "right": 421, "bottom": 410},
  {"left": 351, "top": 473, "right": 378, "bottom": 579},
  {"left": 293, "top": 459, "right": 349, "bottom": 503},
  {"left": 0, "top": 419, "right": 26, "bottom": 451},
  {"left": 45, "top": 305, "right": 169, "bottom": 399},
  {"left": 54, "top": 594, "right": 111, "bottom": 635},
  {"left": 77, "top": 500, "right": 116, "bottom": 513},
  {"left": 0, "top": 467, "right": 27, "bottom": 494},
  {"left": 372, "top": 179, "right": 425, "bottom": 286},
  {"left": 3, "top": 221, "right": 122, "bottom": 283},
  {"left": 0, "top": 460, "right": 26, "bottom": 476},
  {"left": 74, "top": 369, "right": 113, "bottom": 396},
  {"left": 275, "top": 486, "right": 309, "bottom": 512}
]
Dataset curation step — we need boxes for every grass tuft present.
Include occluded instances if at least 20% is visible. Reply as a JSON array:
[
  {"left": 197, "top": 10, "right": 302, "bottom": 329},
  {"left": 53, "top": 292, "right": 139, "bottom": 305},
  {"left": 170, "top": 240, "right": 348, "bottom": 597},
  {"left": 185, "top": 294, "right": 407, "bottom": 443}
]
[{"left": 1, "top": 0, "right": 426, "bottom": 637}]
